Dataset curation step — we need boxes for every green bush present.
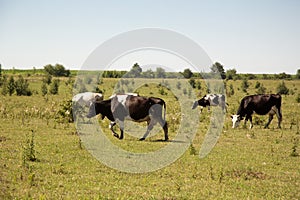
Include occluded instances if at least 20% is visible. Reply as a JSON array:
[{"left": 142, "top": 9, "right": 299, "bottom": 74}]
[
  {"left": 276, "top": 81, "right": 289, "bottom": 95},
  {"left": 296, "top": 94, "right": 300, "bottom": 103},
  {"left": 49, "top": 79, "right": 60, "bottom": 95},
  {"left": 15, "top": 75, "right": 32, "bottom": 96},
  {"left": 241, "top": 79, "right": 249, "bottom": 93}
]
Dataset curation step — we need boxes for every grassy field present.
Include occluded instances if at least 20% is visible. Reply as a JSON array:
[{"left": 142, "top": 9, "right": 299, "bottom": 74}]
[{"left": 0, "top": 75, "right": 300, "bottom": 199}]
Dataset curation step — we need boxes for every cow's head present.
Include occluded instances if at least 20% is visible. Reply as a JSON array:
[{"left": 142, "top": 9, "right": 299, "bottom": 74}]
[
  {"left": 231, "top": 114, "right": 241, "bottom": 128},
  {"left": 86, "top": 98, "right": 103, "bottom": 118},
  {"left": 192, "top": 98, "right": 209, "bottom": 111},
  {"left": 192, "top": 101, "right": 199, "bottom": 109},
  {"left": 86, "top": 101, "right": 96, "bottom": 118}
]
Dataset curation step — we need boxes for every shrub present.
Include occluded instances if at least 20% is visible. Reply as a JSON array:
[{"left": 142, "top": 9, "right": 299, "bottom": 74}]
[
  {"left": 41, "top": 82, "right": 48, "bottom": 96},
  {"left": 241, "top": 79, "right": 249, "bottom": 93},
  {"left": 228, "top": 83, "right": 234, "bottom": 96},
  {"left": 189, "top": 78, "right": 196, "bottom": 88},
  {"left": 55, "top": 100, "right": 73, "bottom": 123},
  {"left": 276, "top": 81, "right": 289, "bottom": 95},
  {"left": 255, "top": 81, "right": 261, "bottom": 89},
  {"left": 7, "top": 76, "right": 15, "bottom": 96},
  {"left": 296, "top": 94, "right": 300, "bottom": 103},
  {"left": 49, "top": 79, "right": 60, "bottom": 95},
  {"left": 43, "top": 74, "right": 52, "bottom": 85},
  {"left": 256, "top": 84, "right": 266, "bottom": 94},
  {"left": 15, "top": 75, "right": 32, "bottom": 96}
]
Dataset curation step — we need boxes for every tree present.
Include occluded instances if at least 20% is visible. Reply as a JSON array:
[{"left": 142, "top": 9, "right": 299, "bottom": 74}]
[
  {"left": 276, "top": 81, "right": 289, "bottom": 95},
  {"left": 125, "top": 63, "right": 142, "bottom": 78},
  {"left": 226, "top": 69, "right": 238, "bottom": 80},
  {"left": 15, "top": 75, "right": 32, "bottom": 96},
  {"left": 241, "top": 78, "right": 249, "bottom": 93},
  {"left": 44, "top": 64, "right": 70, "bottom": 77},
  {"left": 7, "top": 76, "right": 15, "bottom": 96},
  {"left": 210, "top": 62, "right": 226, "bottom": 79},
  {"left": 143, "top": 69, "right": 155, "bottom": 78},
  {"left": 156, "top": 67, "right": 166, "bottom": 78},
  {"left": 189, "top": 78, "right": 196, "bottom": 88},
  {"left": 49, "top": 79, "right": 60, "bottom": 95},
  {"left": 296, "top": 69, "right": 300, "bottom": 79},
  {"left": 1, "top": 75, "right": 8, "bottom": 95},
  {"left": 0, "top": 63, "right": 2, "bottom": 77},
  {"left": 41, "top": 82, "right": 48, "bottom": 96},
  {"left": 182, "top": 68, "right": 193, "bottom": 79}
]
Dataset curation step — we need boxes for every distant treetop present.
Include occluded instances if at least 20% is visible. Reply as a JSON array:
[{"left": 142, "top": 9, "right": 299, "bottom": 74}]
[{"left": 43, "top": 64, "right": 70, "bottom": 77}]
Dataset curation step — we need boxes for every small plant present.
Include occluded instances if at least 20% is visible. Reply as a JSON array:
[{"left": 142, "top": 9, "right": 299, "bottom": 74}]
[
  {"left": 159, "top": 87, "right": 167, "bottom": 95},
  {"left": 49, "top": 79, "right": 60, "bottom": 95},
  {"left": 228, "top": 83, "right": 234, "bottom": 96},
  {"left": 189, "top": 78, "right": 196, "bottom": 88},
  {"left": 296, "top": 94, "right": 300, "bottom": 103},
  {"left": 55, "top": 100, "right": 73, "bottom": 123},
  {"left": 290, "top": 145, "right": 299, "bottom": 157},
  {"left": 22, "top": 130, "right": 37, "bottom": 167},
  {"left": 276, "top": 81, "right": 289, "bottom": 95},
  {"left": 241, "top": 78, "right": 249, "bottom": 93},
  {"left": 41, "top": 82, "right": 48, "bottom": 96},
  {"left": 256, "top": 84, "right": 266, "bottom": 94},
  {"left": 255, "top": 81, "right": 261, "bottom": 89},
  {"left": 15, "top": 75, "right": 32, "bottom": 96},
  {"left": 189, "top": 144, "right": 197, "bottom": 155},
  {"left": 7, "top": 76, "right": 16, "bottom": 96}
]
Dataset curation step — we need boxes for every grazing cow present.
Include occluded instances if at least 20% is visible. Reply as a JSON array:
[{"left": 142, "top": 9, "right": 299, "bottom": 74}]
[
  {"left": 192, "top": 94, "right": 227, "bottom": 112},
  {"left": 86, "top": 94, "right": 168, "bottom": 141},
  {"left": 72, "top": 92, "right": 103, "bottom": 107},
  {"left": 231, "top": 94, "right": 282, "bottom": 129}
]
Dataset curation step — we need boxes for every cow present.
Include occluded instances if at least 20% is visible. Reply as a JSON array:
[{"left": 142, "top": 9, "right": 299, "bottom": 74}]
[
  {"left": 231, "top": 94, "right": 282, "bottom": 129},
  {"left": 86, "top": 94, "right": 168, "bottom": 141},
  {"left": 192, "top": 94, "right": 227, "bottom": 112},
  {"left": 72, "top": 92, "right": 103, "bottom": 107}
]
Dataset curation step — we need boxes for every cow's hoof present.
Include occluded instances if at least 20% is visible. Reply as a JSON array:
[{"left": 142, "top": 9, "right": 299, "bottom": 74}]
[
  {"left": 113, "top": 133, "right": 119, "bottom": 138},
  {"left": 139, "top": 138, "right": 145, "bottom": 141},
  {"left": 119, "top": 136, "right": 123, "bottom": 140}
]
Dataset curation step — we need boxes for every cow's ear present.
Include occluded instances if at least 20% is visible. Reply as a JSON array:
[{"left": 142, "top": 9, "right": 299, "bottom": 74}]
[{"left": 230, "top": 115, "right": 233, "bottom": 119}]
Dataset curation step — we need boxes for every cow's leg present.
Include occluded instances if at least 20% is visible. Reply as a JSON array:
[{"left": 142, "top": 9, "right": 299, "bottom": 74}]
[
  {"left": 274, "top": 107, "right": 282, "bottom": 128},
  {"left": 199, "top": 106, "right": 203, "bottom": 113},
  {"left": 109, "top": 121, "right": 119, "bottom": 138},
  {"left": 243, "top": 115, "right": 249, "bottom": 128},
  {"left": 155, "top": 117, "right": 168, "bottom": 141},
  {"left": 118, "top": 121, "right": 124, "bottom": 140},
  {"left": 207, "top": 106, "right": 210, "bottom": 112},
  {"left": 264, "top": 114, "right": 274, "bottom": 129},
  {"left": 249, "top": 115, "right": 253, "bottom": 129},
  {"left": 139, "top": 120, "right": 154, "bottom": 141},
  {"left": 161, "top": 121, "right": 168, "bottom": 141}
]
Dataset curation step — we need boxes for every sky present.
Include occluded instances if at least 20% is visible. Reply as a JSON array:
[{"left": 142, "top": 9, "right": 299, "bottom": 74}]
[{"left": 0, "top": 0, "right": 299, "bottom": 74}]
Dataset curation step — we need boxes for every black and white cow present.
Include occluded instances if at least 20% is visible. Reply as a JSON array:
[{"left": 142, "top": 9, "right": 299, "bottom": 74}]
[
  {"left": 231, "top": 94, "right": 282, "bottom": 129},
  {"left": 86, "top": 94, "right": 168, "bottom": 141},
  {"left": 192, "top": 94, "right": 227, "bottom": 112}
]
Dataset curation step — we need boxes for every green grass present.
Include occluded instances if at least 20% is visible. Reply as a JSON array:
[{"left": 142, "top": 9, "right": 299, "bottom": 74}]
[{"left": 0, "top": 76, "right": 300, "bottom": 199}]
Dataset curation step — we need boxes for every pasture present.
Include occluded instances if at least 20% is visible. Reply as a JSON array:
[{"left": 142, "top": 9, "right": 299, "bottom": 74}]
[{"left": 0, "top": 74, "right": 299, "bottom": 199}]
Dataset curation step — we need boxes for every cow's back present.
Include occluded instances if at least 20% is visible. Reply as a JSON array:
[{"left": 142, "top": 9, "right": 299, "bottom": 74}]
[{"left": 240, "top": 94, "right": 281, "bottom": 115}]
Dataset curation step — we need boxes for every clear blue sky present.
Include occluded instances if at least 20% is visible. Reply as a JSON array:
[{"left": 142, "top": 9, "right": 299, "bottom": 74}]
[{"left": 0, "top": 0, "right": 299, "bottom": 74}]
